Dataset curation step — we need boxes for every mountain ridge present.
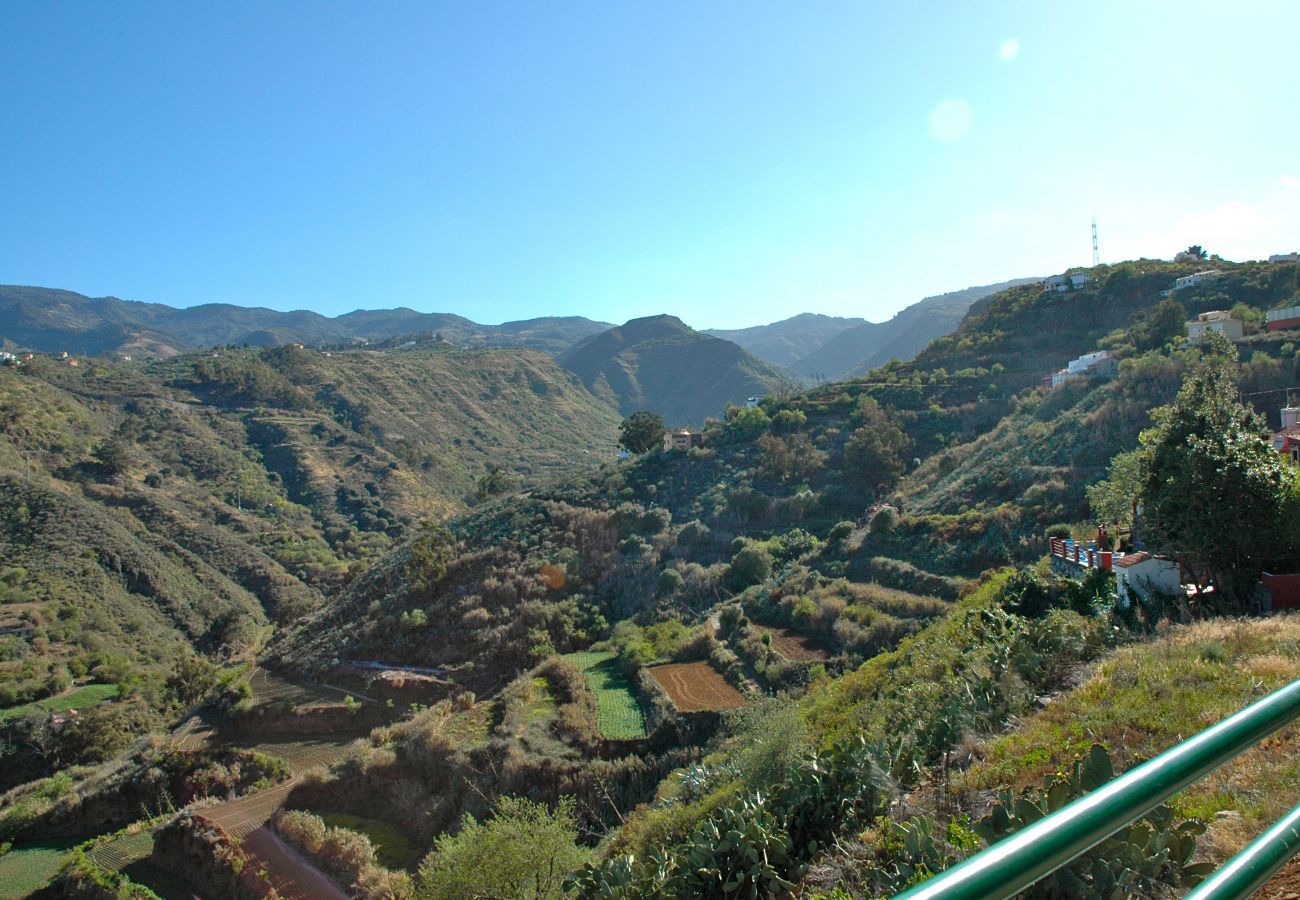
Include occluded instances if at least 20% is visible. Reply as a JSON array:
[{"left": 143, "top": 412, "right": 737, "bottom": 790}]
[{"left": 0, "top": 285, "right": 614, "bottom": 358}]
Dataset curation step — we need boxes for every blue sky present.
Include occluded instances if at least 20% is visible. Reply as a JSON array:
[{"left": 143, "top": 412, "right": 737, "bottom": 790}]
[{"left": 3, "top": 2, "right": 1298, "bottom": 329}]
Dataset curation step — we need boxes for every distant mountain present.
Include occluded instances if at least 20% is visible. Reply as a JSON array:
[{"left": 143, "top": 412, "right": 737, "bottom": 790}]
[
  {"left": 703, "top": 313, "right": 867, "bottom": 369},
  {"left": 559, "top": 314, "right": 798, "bottom": 425},
  {"left": 0, "top": 285, "right": 612, "bottom": 357},
  {"left": 790, "top": 279, "right": 1041, "bottom": 381}
]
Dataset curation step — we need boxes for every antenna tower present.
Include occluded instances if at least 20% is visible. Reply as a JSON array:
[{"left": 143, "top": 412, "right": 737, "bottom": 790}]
[{"left": 1091, "top": 216, "right": 1099, "bottom": 267}]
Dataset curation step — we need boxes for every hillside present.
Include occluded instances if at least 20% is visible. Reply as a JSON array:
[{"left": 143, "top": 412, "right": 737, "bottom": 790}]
[
  {"left": 559, "top": 314, "right": 799, "bottom": 425},
  {"left": 0, "top": 344, "right": 619, "bottom": 785},
  {"left": 704, "top": 313, "right": 866, "bottom": 369},
  {"left": 0, "top": 285, "right": 612, "bottom": 357},
  {"left": 791, "top": 277, "right": 1041, "bottom": 381}
]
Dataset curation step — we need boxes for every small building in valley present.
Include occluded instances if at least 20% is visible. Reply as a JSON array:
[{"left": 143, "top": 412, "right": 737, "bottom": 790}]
[
  {"left": 663, "top": 429, "right": 704, "bottom": 452},
  {"left": 1185, "top": 310, "right": 1243, "bottom": 343}
]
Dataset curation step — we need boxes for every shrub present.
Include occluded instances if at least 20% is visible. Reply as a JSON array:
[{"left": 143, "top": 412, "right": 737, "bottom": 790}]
[
  {"left": 726, "top": 545, "right": 772, "bottom": 592},
  {"left": 419, "top": 797, "right": 589, "bottom": 900}
]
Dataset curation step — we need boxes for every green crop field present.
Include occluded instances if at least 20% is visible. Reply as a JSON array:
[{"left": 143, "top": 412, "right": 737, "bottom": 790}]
[
  {"left": 0, "top": 839, "right": 79, "bottom": 899},
  {"left": 319, "top": 812, "right": 419, "bottom": 869},
  {"left": 563, "top": 652, "right": 647, "bottom": 740},
  {"left": 0, "top": 683, "right": 119, "bottom": 722}
]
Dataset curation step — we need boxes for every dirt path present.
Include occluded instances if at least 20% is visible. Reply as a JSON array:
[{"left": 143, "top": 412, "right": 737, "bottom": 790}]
[{"left": 241, "top": 825, "right": 349, "bottom": 900}]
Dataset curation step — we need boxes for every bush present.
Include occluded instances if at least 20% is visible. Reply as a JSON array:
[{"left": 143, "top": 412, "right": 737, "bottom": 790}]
[
  {"left": 418, "top": 797, "right": 589, "bottom": 900},
  {"left": 675, "top": 520, "right": 711, "bottom": 548},
  {"left": 726, "top": 545, "right": 773, "bottom": 592}
]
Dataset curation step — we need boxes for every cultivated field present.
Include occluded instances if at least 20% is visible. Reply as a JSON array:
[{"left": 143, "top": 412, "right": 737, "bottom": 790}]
[
  {"left": 761, "top": 626, "right": 831, "bottom": 661},
  {"left": 0, "top": 839, "right": 78, "bottom": 899},
  {"left": 88, "top": 829, "right": 154, "bottom": 872},
  {"left": 0, "top": 683, "right": 119, "bottom": 722},
  {"left": 647, "top": 661, "right": 747, "bottom": 713},
  {"left": 563, "top": 651, "right": 647, "bottom": 739},
  {"left": 248, "top": 667, "right": 359, "bottom": 707}
]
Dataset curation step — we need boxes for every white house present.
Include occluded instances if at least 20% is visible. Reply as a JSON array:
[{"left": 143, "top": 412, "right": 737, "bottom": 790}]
[
  {"left": 1171, "top": 269, "right": 1222, "bottom": 292},
  {"left": 1043, "top": 272, "right": 1093, "bottom": 294},
  {"left": 1268, "top": 253, "right": 1299, "bottom": 264},
  {"left": 1113, "top": 552, "right": 1182, "bottom": 608},
  {"left": 1185, "top": 310, "right": 1243, "bottom": 343},
  {"left": 1048, "top": 350, "right": 1116, "bottom": 388}
]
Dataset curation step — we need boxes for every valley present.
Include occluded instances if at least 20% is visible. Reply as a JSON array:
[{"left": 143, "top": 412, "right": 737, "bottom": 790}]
[{"left": 3, "top": 255, "right": 1300, "bottom": 897}]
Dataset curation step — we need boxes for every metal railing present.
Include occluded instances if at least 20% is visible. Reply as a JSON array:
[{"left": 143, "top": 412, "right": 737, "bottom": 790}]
[{"left": 893, "top": 678, "right": 1300, "bottom": 900}]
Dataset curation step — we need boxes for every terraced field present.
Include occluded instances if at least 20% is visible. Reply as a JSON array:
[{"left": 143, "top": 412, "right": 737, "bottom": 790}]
[
  {"left": 647, "top": 661, "right": 747, "bottom": 713},
  {"left": 248, "top": 667, "right": 359, "bottom": 707},
  {"left": 562, "top": 652, "right": 647, "bottom": 739},
  {"left": 0, "top": 839, "right": 79, "bottom": 899},
  {"left": 88, "top": 829, "right": 154, "bottom": 872},
  {"left": 0, "top": 683, "right": 119, "bottom": 722},
  {"left": 761, "top": 625, "right": 831, "bottom": 661},
  {"left": 248, "top": 736, "right": 357, "bottom": 774}
]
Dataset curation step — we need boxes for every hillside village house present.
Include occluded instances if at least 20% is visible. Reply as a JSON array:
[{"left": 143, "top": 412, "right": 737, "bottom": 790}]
[
  {"left": 1113, "top": 552, "right": 1182, "bottom": 609},
  {"left": 1272, "top": 406, "right": 1300, "bottom": 464},
  {"left": 1185, "top": 310, "right": 1243, "bottom": 344},
  {"left": 1268, "top": 252, "right": 1300, "bottom": 264},
  {"left": 1167, "top": 269, "right": 1222, "bottom": 293},
  {"left": 1046, "top": 349, "right": 1118, "bottom": 388},
  {"left": 1267, "top": 305, "right": 1300, "bottom": 331},
  {"left": 1050, "top": 539, "right": 1182, "bottom": 608},
  {"left": 663, "top": 429, "right": 704, "bottom": 452},
  {"left": 1042, "top": 273, "right": 1093, "bottom": 293}
]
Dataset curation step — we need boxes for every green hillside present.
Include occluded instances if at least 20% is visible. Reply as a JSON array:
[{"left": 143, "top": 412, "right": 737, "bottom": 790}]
[
  {"left": 560, "top": 314, "right": 799, "bottom": 425},
  {"left": 0, "top": 343, "right": 618, "bottom": 789}
]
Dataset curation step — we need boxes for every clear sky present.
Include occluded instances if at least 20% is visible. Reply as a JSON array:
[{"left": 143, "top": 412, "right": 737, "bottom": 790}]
[{"left": 3, "top": 2, "right": 1298, "bottom": 329}]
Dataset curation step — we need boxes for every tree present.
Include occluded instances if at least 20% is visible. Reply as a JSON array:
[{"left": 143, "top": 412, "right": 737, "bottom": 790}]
[
  {"left": 619, "top": 411, "right": 666, "bottom": 454},
  {"left": 843, "top": 400, "right": 911, "bottom": 496},
  {"left": 405, "top": 522, "right": 456, "bottom": 593},
  {"left": 476, "top": 464, "right": 519, "bottom": 501},
  {"left": 1176, "top": 245, "right": 1209, "bottom": 262},
  {"left": 1119, "top": 334, "right": 1298, "bottom": 609},
  {"left": 417, "top": 797, "right": 589, "bottom": 900},
  {"left": 1131, "top": 298, "right": 1187, "bottom": 352},
  {"left": 757, "top": 432, "right": 826, "bottom": 484}
]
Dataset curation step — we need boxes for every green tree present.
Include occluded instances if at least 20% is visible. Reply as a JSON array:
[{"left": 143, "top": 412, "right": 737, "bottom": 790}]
[
  {"left": 619, "top": 411, "right": 666, "bottom": 454},
  {"left": 475, "top": 464, "right": 519, "bottom": 501},
  {"left": 757, "top": 432, "right": 826, "bottom": 484},
  {"left": 1127, "top": 335, "right": 1297, "bottom": 609},
  {"left": 1131, "top": 298, "right": 1187, "bottom": 351},
  {"left": 843, "top": 400, "right": 911, "bottom": 495},
  {"left": 405, "top": 522, "right": 455, "bottom": 593},
  {"left": 417, "top": 797, "right": 589, "bottom": 900}
]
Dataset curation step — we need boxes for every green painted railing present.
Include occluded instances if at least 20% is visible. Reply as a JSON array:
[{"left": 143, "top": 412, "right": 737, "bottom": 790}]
[
  {"left": 1184, "top": 802, "right": 1300, "bottom": 899},
  {"left": 893, "top": 678, "right": 1300, "bottom": 900}
]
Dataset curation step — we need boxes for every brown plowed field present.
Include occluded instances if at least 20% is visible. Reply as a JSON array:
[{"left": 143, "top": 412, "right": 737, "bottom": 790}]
[
  {"left": 762, "top": 626, "right": 831, "bottom": 661},
  {"left": 647, "top": 661, "right": 747, "bottom": 712}
]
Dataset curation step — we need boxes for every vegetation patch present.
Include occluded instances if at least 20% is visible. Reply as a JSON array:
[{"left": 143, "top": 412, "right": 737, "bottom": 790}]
[
  {"left": 646, "top": 661, "right": 747, "bottom": 712},
  {"left": 0, "top": 682, "right": 119, "bottom": 722},
  {"left": 562, "top": 652, "right": 647, "bottom": 739},
  {"left": 317, "top": 812, "right": 419, "bottom": 870},
  {"left": 0, "top": 838, "right": 79, "bottom": 900}
]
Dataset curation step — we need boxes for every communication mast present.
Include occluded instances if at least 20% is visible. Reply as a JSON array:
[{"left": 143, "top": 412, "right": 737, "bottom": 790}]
[{"left": 1092, "top": 217, "right": 1100, "bottom": 267}]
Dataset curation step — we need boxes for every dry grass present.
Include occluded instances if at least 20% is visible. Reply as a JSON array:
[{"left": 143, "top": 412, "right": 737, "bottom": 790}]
[{"left": 957, "top": 614, "right": 1300, "bottom": 859}]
